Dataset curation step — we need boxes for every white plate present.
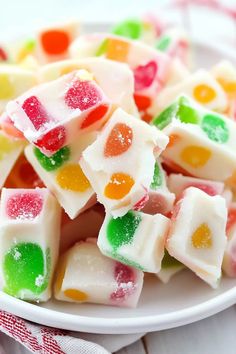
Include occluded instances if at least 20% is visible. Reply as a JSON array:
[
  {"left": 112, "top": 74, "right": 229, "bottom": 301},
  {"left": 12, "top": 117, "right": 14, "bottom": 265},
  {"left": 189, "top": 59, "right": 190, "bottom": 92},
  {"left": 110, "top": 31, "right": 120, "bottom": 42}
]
[{"left": 1, "top": 38, "right": 236, "bottom": 334}]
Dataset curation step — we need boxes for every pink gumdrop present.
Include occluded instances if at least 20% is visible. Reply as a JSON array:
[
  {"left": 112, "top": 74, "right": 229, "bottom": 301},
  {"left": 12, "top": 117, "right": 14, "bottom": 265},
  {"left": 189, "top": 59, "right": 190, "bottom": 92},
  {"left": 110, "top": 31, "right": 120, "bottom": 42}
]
[
  {"left": 227, "top": 208, "right": 236, "bottom": 234},
  {"left": 22, "top": 96, "right": 50, "bottom": 131},
  {"left": 35, "top": 125, "right": 66, "bottom": 153},
  {"left": 6, "top": 193, "right": 43, "bottom": 220},
  {"left": 110, "top": 263, "right": 136, "bottom": 301},
  {"left": 188, "top": 183, "right": 217, "bottom": 196},
  {"left": 133, "top": 193, "right": 149, "bottom": 211},
  {"left": 65, "top": 79, "right": 102, "bottom": 111},
  {"left": 133, "top": 61, "right": 158, "bottom": 91}
]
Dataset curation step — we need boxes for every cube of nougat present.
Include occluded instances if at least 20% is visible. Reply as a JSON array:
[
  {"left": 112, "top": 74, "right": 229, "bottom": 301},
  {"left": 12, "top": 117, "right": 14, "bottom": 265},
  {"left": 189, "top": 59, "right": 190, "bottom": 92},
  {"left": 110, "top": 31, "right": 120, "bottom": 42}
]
[
  {"left": 7, "top": 69, "right": 111, "bottom": 156},
  {"left": 54, "top": 239, "right": 144, "bottom": 308},
  {"left": 152, "top": 95, "right": 236, "bottom": 181},
  {"left": 38, "top": 58, "right": 138, "bottom": 116},
  {"left": 167, "top": 187, "right": 227, "bottom": 288},
  {"left": 98, "top": 210, "right": 170, "bottom": 273},
  {"left": 80, "top": 108, "right": 169, "bottom": 217},
  {"left": 25, "top": 132, "right": 97, "bottom": 219},
  {"left": 0, "top": 188, "right": 61, "bottom": 301}
]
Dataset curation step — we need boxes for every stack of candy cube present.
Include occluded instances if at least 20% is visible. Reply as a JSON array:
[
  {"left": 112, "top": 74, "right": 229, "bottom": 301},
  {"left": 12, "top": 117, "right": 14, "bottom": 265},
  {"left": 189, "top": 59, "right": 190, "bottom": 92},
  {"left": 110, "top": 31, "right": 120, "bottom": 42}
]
[{"left": 0, "top": 14, "right": 236, "bottom": 308}]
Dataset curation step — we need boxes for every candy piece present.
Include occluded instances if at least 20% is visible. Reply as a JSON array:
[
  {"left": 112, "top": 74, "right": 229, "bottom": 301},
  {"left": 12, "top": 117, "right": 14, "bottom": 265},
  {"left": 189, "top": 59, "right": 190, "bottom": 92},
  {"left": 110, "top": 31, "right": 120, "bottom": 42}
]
[
  {"left": 223, "top": 203, "right": 236, "bottom": 277},
  {"left": 80, "top": 108, "right": 168, "bottom": 217},
  {"left": 156, "top": 250, "right": 184, "bottom": 283},
  {"left": 25, "top": 132, "right": 97, "bottom": 219},
  {"left": 98, "top": 210, "right": 169, "bottom": 272},
  {"left": 152, "top": 95, "right": 236, "bottom": 181},
  {"left": 0, "top": 188, "right": 61, "bottom": 301},
  {"left": 142, "top": 160, "right": 175, "bottom": 215},
  {"left": 7, "top": 70, "right": 110, "bottom": 156},
  {"left": 0, "top": 65, "right": 37, "bottom": 114},
  {"left": 167, "top": 187, "right": 227, "bottom": 288},
  {"left": 113, "top": 19, "right": 143, "bottom": 40},
  {"left": 54, "top": 240, "right": 143, "bottom": 307}
]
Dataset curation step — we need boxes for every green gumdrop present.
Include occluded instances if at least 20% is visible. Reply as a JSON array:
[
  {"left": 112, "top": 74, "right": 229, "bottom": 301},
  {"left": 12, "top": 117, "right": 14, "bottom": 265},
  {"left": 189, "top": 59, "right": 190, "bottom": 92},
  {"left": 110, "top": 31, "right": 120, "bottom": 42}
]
[
  {"left": 3, "top": 243, "right": 51, "bottom": 297},
  {"left": 177, "top": 96, "right": 200, "bottom": 124},
  {"left": 107, "top": 211, "right": 141, "bottom": 251},
  {"left": 24, "top": 38, "right": 36, "bottom": 51},
  {"left": 201, "top": 114, "right": 229, "bottom": 144},
  {"left": 110, "top": 251, "right": 145, "bottom": 271},
  {"left": 112, "top": 19, "right": 142, "bottom": 40},
  {"left": 150, "top": 162, "right": 163, "bottom": 190},
  {"left": 156, "top": 35, "right": 171, "bottom": 51},
  {"left": 161, "top": 250, "right": 182, "bottom": 268},
  {"left": 152, "top": 102, "right": 178, "bottom": 130},
  {"left": 95, "top": 39, "right": 109, "bottom": 56},
  {"left": 34, "top": 146, "right": 70, "bottom": 172}
]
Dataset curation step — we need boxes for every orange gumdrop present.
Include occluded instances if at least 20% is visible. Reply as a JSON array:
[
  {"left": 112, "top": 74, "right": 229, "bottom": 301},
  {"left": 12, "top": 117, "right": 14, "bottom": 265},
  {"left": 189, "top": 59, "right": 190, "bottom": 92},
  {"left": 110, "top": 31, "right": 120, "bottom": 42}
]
[
  {"left": 191, "top": 223, "right": 212, "bottom": 249},
  {"left": 41, "top": 30, "right": 70, "bottom": 55},
  {"left": 167, "top": 134, "right": 180, "bottom": 148},
  {"left": 134, "top": 94, "right": 151, "bottom": 110},
  {"left": 104, "top": 173, "right": 134, "bottom": 200},
  {"left": 106, "top": 38, "right": 130, "bottom": 62},
  {"left": 193, "top": 84, "right": 216, "bottom": 104},
  {"left": 104, "top": 123, "right": 133, "bottom": 158},
  {"left": 81, "top": 104, "right": 109, "bottom": 129},
  {"left": 64, "top": 289, "right": 88, "bottom": 302}
]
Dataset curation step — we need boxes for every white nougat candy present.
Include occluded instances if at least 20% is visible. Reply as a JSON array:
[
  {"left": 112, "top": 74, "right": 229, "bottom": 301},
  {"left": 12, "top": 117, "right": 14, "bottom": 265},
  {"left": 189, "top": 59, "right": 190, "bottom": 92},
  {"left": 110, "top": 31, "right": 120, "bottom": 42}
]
[
  {"left": 167, "top": 187, "right": 227, "bottom": 288},
  {"left": 54, "top": 239, "right": 144, "bottom": 308},
  {"left": 0, "top": 65, "right": 37, "bottom": 114},
  {"left": 7, "top": 69, "right": 111, "bottom": 156},
  {"left": 25, "top": 132, "right": 97, "bottom": 219},
  {"left": 152, "top": 95, "right": 236, "bottom": 181},
  {"left": 98, "top": 210, "right": 170, "bottom": 273},
  {"left": 165, "top": 58, "right": 190, "bottom": 87},
  {"left": 156, "top": 251, "right": 185, "bottom": 284},
  {"left": 38, "top": 58, "right": 138, "bottom": 116},
  {"left": 142, "top": 160, "right": 175, "bottom": 215},
  {"left": 0, "top": 188, "right": 61, "bottom": 301},
  {"left": 80, "top": 108, "right": 169, "bottom": 217}
]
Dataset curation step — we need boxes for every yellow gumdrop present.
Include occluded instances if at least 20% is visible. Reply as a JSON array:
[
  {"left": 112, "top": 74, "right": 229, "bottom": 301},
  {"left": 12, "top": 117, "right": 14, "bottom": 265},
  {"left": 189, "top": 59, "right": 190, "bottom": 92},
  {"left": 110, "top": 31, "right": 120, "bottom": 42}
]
[
  {"left": 181, "top": 145, "right": 211, "bottom": 168},
  {"left": 104, "top": 173, "right": 134, "bottom": 200},
  {"left": 56, "top": 164, "right": 91, "bottom": 192},
  {"left": 54, "top": 256, "right": 67, "bottom": 295},
  {"left": 0, "top": 74, "right": 14, "bottom": 100},
  {"left": 218, "top": 78, "right": 236, "bottom": 97},
  {"left": 191, "top": 223, "right": 212, "bottom": 249},
  {"left": 64, "top": 288, "right": 88, "bottom": 302},
  {"left": 0, "top": 134, "right": 19, "bottom": 161},
  {"left": 106, "top": 38, "right": 130, "bottom": 62},
  {"left": 193, "top": 84, "right": 216, "bottom": 104}
]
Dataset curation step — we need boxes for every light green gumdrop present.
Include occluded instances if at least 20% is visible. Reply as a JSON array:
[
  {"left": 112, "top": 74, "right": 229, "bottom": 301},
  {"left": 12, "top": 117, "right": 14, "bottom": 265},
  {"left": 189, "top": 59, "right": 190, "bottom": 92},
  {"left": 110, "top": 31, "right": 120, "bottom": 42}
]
[
  {"left": 152, "top": 102, "right": 178, "bottom": 130},
  {"left": 161, "top": 250, "right": 182, "bottom": 268},
  {"left": 112, "top": 19, "right": 142, "bottom": 39},
  {"left": 107, "top": 211, "right": 141, "bottom": 251},
  {"left": 3, "top": 243, "right": 51, "bottom": 298},
  {"left": 201, "top": 114, "right": 229, "bottom": 144},
  {"left": 156, "top": 35, "right": 171, "bottom": 51},
  {"left": 109, "top": 251, "right": 145, "bottom": 271},
  {"left": 150, "top": 162, "right": 163, "bottom": 190},
  {"left": 177, "top": 96, "right": 200, "bottom": 124},
  {"left": 34, "top": 146, "right": 70, "bottom": 172},
  {"left": 95, "top": 39, "right": 109, "bottom": 56}
]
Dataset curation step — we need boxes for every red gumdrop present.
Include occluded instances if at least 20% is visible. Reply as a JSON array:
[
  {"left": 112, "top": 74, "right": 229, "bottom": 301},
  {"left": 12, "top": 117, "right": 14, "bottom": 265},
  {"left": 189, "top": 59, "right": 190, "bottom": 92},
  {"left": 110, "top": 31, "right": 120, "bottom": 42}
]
[
  {"left": 133, "top": 61, "right": 158, "bottom": 91},
  {"left": 34, "top": 126, "right": 66, "bottom": 153},
  {"left": 189, "top": 183, "right": 217, "bottom": 197},
  {"left": 80, "top": 104, "right": 109, "bottom": 129},
  {"left": 227, "top": 208, "right": 236, "bottom": 234},
  {"left": 110, "top": 262, "right": 136, "bottom": 301},
  {"left": 0, "top": 47, "right": 7, "bottom": 61},
  {"left": 22, "top": 96, "right": 50, "bottom": 131},
  {"left": 133, "top": 193, "right": 149, "bottom": 211},
  {"left": 65, "top": 79, "right": 102, "bottom": 111},
  {"left": 6, "top": 193, "right": 43, "bottom": 220},
  {"left": 133, "top": 94, "right": 151, "bottom": 111}
]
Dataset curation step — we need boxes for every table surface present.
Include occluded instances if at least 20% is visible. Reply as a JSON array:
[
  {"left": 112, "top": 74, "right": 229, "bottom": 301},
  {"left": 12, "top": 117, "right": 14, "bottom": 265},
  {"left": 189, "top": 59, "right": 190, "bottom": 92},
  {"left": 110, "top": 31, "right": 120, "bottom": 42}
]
[{"left": 1, "top": 0, "right": 236, "bottom": 353}]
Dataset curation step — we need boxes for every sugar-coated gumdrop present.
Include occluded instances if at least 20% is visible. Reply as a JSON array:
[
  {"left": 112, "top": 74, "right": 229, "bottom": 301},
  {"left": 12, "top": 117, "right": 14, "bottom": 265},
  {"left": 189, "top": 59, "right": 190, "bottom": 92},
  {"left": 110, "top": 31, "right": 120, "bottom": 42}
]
[
  {"left": 34, "top": 146, "right": 70, "bottom": 172},
  {"left": 104, "top": 173, "right": 134, "bottom": 200},
  {"left": 107, "top": 211, "right": 141, "bottom": 250},
  {"left": 56, "top": 163, "right": 91, "bottom": 192},
  {"left": 201, "top": 114, "right": 229, "bottom": 144},
  {"left": 181, "top": 145, "right": 211, "bottom": 168},
  {"left": 0, "top": 74, "right": 14, "bottom": 100},
  {"left": 3, "top": 243, "right": 50, "bottom": 296},
  {"left": 41, "top": 30, "right": 70, "bottom": 55},
  {"left": 156, "top": 35, "right": 171, "bottom": 51},
  {"left": 64, "top": 289, "right": 88, "bottom": 301},
  {"left": 150, "top": 162, "right": 162, "bottom": 189},
  {"left": 80, "top": 104, "right": 109, "bottom": 129},
  {"left": 6, "top": 192, "right": 43, "bottom": 220},
  {"left": 113, "top": 19, "right": 142, "bottom": 39},
  {"left": 22, "top": 96, "right": 50, "bottom": 131},
  {"left": 191, "top": 223, "right": 212, "bottom": 249},
  {"left": 133, "top": 61, "right": 158, "bottom": 91},
  {"left": 104, "top": 123, "right": 133, "bottom": 158},
  {"left": 152, "top": 103, "right": 178, "bottom": 129},
  {"left": 161, "top": 250, "right": 182, "bottom": 268},
  {"left": 110, "top": 262, "right": 135, "bottom": 301},
  {"left": 35, "top": 125, "right": 66, "bottom": 153},
  {"left": 65, "top": 79, "right": 102, "bottom": 111},
  {"left": 134, "top": 94, "right": 151, "bottom": 111},
  {"left": 193, "top": 84, "right": 216, "bottom": 104},
  {"left": 177, "top": 97, "right": 200, "bottom": 124},
  {"left": 106, "top": 38, "right": 130, "bottom": 62}
]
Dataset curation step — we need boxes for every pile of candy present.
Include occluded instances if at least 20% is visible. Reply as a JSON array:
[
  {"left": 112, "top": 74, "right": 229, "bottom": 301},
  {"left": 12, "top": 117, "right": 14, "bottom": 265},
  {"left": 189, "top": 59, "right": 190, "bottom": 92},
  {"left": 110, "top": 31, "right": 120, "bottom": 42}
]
[{"left": 0, "top": 16, "right": 236, "bottom": 308}]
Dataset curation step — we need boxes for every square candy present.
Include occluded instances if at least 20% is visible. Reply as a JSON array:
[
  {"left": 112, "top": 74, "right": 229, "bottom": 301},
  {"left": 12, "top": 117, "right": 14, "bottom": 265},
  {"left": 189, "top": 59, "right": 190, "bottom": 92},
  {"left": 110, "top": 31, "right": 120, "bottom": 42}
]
[
  {"left": 98, "top": 210, "right": 170, "bottom": 273},
  {"left": 167, "top": 187, "right": 227, "bottom": 288},
  {"left": 7, "top": 70, "right": 111, "bottom": 156},
  {"left": 80, "top": 108, "right": 169, "bottom": 217},
  {"left": 54, "top": 240, "right": 144, "bottom": 308}
]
